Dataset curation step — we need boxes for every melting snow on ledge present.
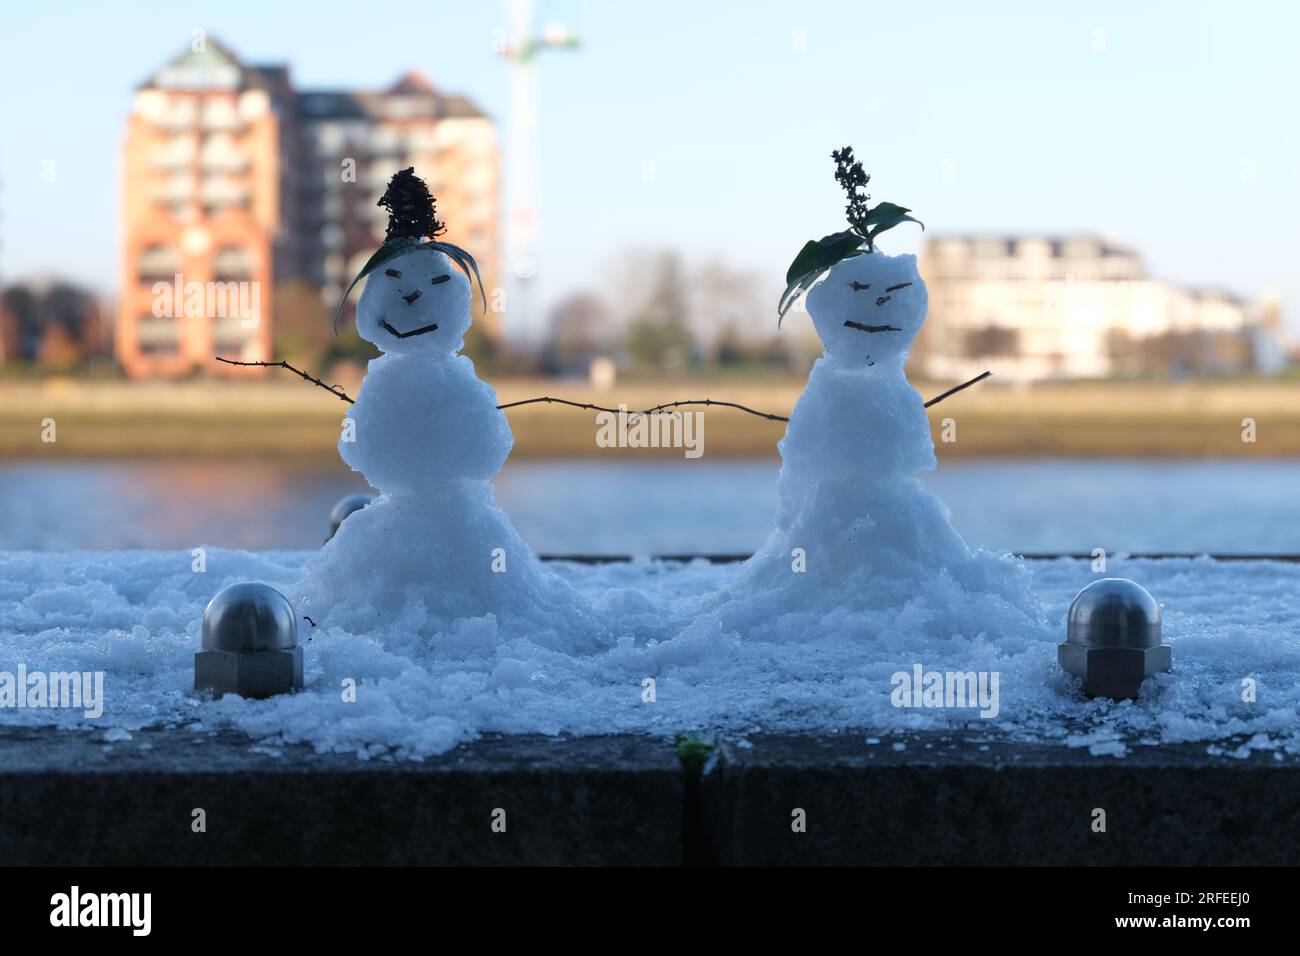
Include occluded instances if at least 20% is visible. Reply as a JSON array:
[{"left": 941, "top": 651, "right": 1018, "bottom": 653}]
[{"left": 1, "top": 550, "right": 1297, "bottom": 761}]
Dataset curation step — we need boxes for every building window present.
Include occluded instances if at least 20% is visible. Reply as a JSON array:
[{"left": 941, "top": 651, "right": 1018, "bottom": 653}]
[
  {"left": 150, "top": 134, "right": 197, "bottom": 170},
  {"left": 963, "top": 325, "right": 1020, "bottom": 359},
  {"left": 159, "top": 200, "right": 193, "bottom": 220},
  {"left": 200, "top": 133, "right": 248, "bottom": 172},
  {"left": 213, "top": 246, "right": 254, "bottom": 281},
  {"left": 138, "top": 245, "right": 181, "bottom": 284},
  {"left": 212, "top": 316, "right": 251, "bottom": 353},
  {"left": 136, "top": 315, "right": 180, "bottom": 354},
  {"left": 371, "top": 125, "right": 401, "bottom": 155},
  {"left": 304, "top": 95, "right": 337, "bottom": 116},
  {"left": 313, "top": 123, "right": 346, "bottom": 154},
  {"left": 200, "top": 97, "right": 241, "bottom": 131},
  {"left": 157, "top": 98, "right": 198, "bottom": 130},
  {"left": 200, "top": 176, "right": 250, "bottom": 210},
  {"left": 154, "top": 170, "right": 196, "bottom": 205}
]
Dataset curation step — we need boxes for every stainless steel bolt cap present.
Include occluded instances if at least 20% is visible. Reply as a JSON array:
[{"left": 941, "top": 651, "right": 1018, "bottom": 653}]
[
  {"left": 328, "top": 493, "right": 374, "bottom": 540},
  {"left": 1067, "top": 577, "right": 1162, "bottom": 649},
  {"left": 201, "top": 583, "right": 297, "bottom": 652}
]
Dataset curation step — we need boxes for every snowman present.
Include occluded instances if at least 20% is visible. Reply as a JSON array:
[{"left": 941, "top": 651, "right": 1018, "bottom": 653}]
[
  {"left": 711, "top": 149, "right": 1043, "bottom": 643},
  {"left": 296, "top": 169, "right": 606, "bottom": 651}
]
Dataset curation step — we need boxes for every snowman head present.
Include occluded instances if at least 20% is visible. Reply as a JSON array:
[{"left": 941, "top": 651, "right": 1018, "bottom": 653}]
[
  {"left": 778, "top": 148, "right": 927, "bottom": 369},
  {"left": 806, "top": 251, "right": 927, "bottom": 369},
  {"left": 355, "top": 247, "right": 473, "bottom": 357},
  {"left": 338, "top": 167, "right": 484, "bottom": 358}
]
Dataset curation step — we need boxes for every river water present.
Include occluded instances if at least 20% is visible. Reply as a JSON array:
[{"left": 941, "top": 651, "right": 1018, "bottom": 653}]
[{"left": 3, "top": 458, "right": 1297, "bottom": 555}]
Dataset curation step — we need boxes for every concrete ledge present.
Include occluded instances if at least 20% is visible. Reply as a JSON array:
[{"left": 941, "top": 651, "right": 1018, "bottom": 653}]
[
  {"left": 3, "top": 726, "right": 1298, "bottom": 866},
  {"left": 698, "top": 733, "right": 1300, "bottom": 866},
  {"left": 0, "top": 727, "right": 683, "bottom": 866}
]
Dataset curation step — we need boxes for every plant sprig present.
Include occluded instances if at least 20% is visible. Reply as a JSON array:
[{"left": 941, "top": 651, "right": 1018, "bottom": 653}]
[{"left": 778, "top": 147, "right": 924, "bottom": 323}]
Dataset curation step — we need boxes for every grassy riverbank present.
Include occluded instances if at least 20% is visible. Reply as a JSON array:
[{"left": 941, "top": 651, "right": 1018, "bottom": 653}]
[{"left": 1, "top": 376, "right": 1297, "bottom": 460}]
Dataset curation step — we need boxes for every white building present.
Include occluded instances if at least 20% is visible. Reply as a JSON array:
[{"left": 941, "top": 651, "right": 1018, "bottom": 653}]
[{"left": 914, "top": 235, "right": 1283, "bottom": 381}]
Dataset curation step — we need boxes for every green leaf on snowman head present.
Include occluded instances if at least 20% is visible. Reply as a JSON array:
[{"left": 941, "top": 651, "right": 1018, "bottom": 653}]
[
  {"left": 332, "top": 237, "right": 486, "bottom": 332},
  {"left": 430, "top": 240, "right": 487, "bottom": 315},
  {"left": 860, "top": 201, "right": 925, "bottom": 242},
  {"left": 778, "top": 229, "right": 866, "bottom": 324},
  {"left": 777, "top": 148, "right": 924, "bottom": 324}
]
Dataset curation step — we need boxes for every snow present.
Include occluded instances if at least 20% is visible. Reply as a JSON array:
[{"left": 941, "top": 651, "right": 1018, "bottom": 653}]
[
  {"left": 3, "top": 250, "right": 1295, "bottom": 762},
  {"left": 300, "top": 246, "right": 605, "bottom": 648},
  {"left": 1, "top": 549, "right": 1298, "bottom": 760},
  {"left": 708, "top": 252, "right": 1041, "bottom": 649}
]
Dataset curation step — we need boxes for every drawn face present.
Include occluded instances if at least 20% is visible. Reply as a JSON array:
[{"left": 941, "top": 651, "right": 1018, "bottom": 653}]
[
  {"left": 355, "top": 248, "right": 473, "bottom": 357},
  {"left": 806, "top": 252, "right": 927, "bottom": 368}
]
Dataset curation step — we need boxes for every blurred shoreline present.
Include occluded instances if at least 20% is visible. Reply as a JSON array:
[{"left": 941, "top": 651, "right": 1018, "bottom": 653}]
[{"left": 2, "top": 377, "right": 1298, "bottom": 460}]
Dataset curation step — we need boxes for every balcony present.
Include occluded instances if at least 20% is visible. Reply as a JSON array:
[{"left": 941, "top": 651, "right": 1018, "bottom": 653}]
[
  {"left": 152, "top": 173, "right": 196, "bottom": 205},
  {"left": 135, "top": 316, "right": 180, "bottom": 354},
  {"left": 200, "top": 177, "right": 251, "bottom": 208},
  {"left": 213, "top": 316, "right": 254, "bottom": 353},
  {"left": 149, "top": 136, "right": 198, "bottom": 170},
  {"left": 154, "top": 101, "right": 199, "bottom": 131},
  {"left": 136, "top": 245, "right": 182, "bottom": 284},
  {"left": 212, "top": 246, "right": 255, "bottom": 282},
  {"left": 200, "top": 136, "right": 250, "bottom": 173},
  {"left": 200, "top": 99, "right": 245, "bottom": 133}
]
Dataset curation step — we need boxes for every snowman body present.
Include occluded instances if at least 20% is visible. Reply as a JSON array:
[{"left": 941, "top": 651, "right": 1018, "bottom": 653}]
[
  {"left": 296, "top": 248, "right": 605, "bottom": 649},
  {"left": 717, "top": 251, "right": 1042, "bottom": 642}
]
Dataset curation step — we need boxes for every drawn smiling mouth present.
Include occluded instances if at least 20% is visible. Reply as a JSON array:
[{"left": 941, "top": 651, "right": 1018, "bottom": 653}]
[
  {"left": 843, "top": 320, "right": 901, "bottom": 333},
  {"left": 380, "top": 320, "right": 439, "bottom": 339}
]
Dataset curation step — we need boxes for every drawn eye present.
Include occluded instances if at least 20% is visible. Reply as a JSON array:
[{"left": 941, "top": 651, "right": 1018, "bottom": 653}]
[
  {"left": 431, "top": 274, "right": 451, "bottom": 285},
  {"left": 885, "top": 282, "right": 912, "bottom": 293},
  {"left": 849, "top": 281, "right": 871, "bottom": 291},
  {"left": 385, "top": 268, "right": 401, "bottom": 278},
  {"left": 403, "top": 290, "right": 422, "bottom": 304}
]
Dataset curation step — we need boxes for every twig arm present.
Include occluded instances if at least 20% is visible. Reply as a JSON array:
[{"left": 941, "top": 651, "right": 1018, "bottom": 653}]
[
  {"left": 922, "top": 370, "right": 992, "bottom": 408},
  {"left": 495, "top": 395, "right": 787, "bottom": 422},
  {"left": 214, "top": 356, "right": 355, "bottom": 404},
  {"left": 215, "top": 356, "right": 989, "bottom": 419},
  {"left": 634, "top": 398, "right": 787, "bottom": 422},
  {"left": 494, "top": 395, "right": 618, "bottom": 414},
  {"left": 496, "top": 371, "right": 993, "bottom": 422}
]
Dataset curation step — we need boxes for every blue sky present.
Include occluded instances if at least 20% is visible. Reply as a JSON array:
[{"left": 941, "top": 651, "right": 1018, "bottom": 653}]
[{"left": 1, "top": 0, "right": 1297, "bottom": 334}]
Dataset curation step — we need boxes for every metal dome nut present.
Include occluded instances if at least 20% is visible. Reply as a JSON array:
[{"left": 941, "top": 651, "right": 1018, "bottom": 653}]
[
  {"left": 196, "top": 583, "right": 303, "bottom": 700},
  {"left": 201, "top": 583, "right": 298, "bottom": 652},
  {"left": 1059, "top": 578, "right": 1170, "bottom": 700},
  {"left": 327, "top": 493, "right": 374, "bottom": 541}
]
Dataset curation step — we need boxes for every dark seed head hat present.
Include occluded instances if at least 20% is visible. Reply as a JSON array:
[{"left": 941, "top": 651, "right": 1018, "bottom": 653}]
[{"left": 334, "top": 167, "right": 486, "bottom": 330}]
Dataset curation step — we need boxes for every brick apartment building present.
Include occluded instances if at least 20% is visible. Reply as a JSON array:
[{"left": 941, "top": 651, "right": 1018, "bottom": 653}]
[{"left": 118, "top": 38, "right": 499, "bottom": 378}]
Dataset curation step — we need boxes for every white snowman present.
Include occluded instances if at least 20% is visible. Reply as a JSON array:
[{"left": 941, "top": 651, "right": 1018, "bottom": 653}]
[
  {"left": 712, "top": 150, "right": 1043, "bottom": 643},
  {"left": 296, "top": 169, "right": 605, "bottom": 651}
]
